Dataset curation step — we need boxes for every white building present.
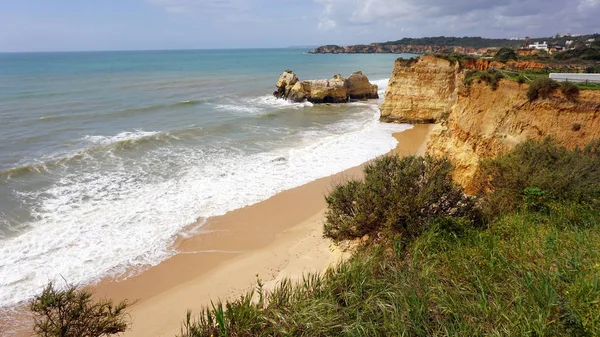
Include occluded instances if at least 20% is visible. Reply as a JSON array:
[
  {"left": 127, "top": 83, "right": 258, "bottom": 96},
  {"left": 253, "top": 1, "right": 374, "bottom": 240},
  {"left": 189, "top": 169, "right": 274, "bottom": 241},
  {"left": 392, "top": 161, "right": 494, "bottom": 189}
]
[{"left": 528, "top": 41, "right": 548, "bottom": 50}]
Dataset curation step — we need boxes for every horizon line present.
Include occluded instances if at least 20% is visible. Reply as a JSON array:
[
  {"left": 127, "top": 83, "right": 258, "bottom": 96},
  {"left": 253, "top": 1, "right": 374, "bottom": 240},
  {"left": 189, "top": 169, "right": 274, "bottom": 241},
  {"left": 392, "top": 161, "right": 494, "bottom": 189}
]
[{"left": 0, "top": 46, "right": 319, "bottom": 54}]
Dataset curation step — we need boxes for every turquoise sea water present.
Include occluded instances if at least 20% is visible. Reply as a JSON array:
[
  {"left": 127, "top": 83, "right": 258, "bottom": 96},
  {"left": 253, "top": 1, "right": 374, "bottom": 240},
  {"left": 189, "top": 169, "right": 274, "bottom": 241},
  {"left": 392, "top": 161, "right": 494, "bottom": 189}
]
[{"left": 0, "top": 49, "right": 413, "bottom": 307}]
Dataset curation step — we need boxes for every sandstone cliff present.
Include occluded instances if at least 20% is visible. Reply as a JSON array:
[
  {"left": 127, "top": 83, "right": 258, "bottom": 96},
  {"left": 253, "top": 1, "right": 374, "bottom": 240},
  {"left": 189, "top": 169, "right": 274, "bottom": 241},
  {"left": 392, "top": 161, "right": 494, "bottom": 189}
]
[
  {"left": 380, "top": 56, "right": 600, "bottom": 193},
  {"left": 274, "top": 70, "right": 378, "bottom": 103},
  {"left": 380, "top": 56, "right": 459, "bottom": 123}
]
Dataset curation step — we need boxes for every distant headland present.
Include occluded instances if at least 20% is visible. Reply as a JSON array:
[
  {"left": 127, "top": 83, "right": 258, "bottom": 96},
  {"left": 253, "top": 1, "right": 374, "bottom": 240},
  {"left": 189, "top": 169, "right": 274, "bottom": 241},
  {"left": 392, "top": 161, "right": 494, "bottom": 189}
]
[{"left": 309, "top": 34, "right": 600, "bottom": 55}]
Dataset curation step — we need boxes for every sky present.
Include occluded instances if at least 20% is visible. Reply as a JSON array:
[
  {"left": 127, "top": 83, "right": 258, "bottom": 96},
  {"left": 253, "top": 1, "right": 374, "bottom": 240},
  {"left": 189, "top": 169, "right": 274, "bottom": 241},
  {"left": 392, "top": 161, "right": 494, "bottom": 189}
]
[{"left": 0, "top": 0, "right": 599, "bottom": 52}]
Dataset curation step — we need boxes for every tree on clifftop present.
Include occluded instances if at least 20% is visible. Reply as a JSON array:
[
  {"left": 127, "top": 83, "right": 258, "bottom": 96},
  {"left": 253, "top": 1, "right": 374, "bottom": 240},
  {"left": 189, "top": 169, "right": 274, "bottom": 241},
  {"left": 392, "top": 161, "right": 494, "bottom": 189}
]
[{"left": 494, "top": 47, "right": 518, "bottom": 63}]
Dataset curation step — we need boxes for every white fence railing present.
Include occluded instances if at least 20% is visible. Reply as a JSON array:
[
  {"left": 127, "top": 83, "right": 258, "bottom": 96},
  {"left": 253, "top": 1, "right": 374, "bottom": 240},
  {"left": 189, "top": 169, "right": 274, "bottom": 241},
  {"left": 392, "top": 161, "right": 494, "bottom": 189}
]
[{"left": 549, "top": 73, "right": 600, "bottom": 83}]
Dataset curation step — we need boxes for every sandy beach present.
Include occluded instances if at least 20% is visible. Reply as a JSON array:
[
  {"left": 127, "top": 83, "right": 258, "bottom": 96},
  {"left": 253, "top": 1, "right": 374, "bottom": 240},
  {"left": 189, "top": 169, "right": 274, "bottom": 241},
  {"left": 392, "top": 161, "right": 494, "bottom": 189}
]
[{"left": 6, "top": 124, "right": 432, "bottom": 337}]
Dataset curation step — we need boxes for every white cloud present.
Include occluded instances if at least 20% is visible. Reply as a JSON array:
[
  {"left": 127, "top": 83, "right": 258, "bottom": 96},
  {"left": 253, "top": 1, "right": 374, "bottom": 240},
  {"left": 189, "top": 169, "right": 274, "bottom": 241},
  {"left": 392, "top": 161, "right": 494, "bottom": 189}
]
[
  {"left": 578, "top": 0, "right": 600, "bottom": 12},
  {"left": 318, "top": 19, "right": 336, "bottom": 30},
  {"left": 348, "top": 0, "right": 416, "bottom": 23},
  {"left": 313, "top": 0, "right": 600, "bottom": 38}
]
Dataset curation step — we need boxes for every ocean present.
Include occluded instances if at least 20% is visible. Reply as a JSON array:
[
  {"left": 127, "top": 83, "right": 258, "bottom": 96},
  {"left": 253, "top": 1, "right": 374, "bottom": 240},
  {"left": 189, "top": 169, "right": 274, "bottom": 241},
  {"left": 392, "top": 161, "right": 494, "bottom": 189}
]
[{"left": 0, "top": 49, "right": 413, "bottom": 307}]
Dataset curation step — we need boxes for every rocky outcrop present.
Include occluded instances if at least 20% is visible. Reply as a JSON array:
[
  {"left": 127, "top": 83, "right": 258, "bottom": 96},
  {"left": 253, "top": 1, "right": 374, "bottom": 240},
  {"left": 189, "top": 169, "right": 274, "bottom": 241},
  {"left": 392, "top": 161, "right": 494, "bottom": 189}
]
[
  {"left": 274, "top": 70, "right": 299, "bottom": 98},
  {"left": 516, "top": 48, "right": 541, "bottom": 56},
  {"left": 346, "top": 72, "right": 379, "bottom": 100},
  {"left": 292, "top": 75, "right": 349, "bottom": 103},
  {"left": 460, "top": 58, "right": 491, "bottom": 71},
  {"left": 310, "top": 45, "right": 347, "bottom": 54},
  {"left": 380, "top": 55, "right": 600, "bottom": 193},
  {"left": 380, "top": 56, "right": 459, "bottom": 123},
  {"left": 274, "top": 70, "right": 378, "bottom": 103}
]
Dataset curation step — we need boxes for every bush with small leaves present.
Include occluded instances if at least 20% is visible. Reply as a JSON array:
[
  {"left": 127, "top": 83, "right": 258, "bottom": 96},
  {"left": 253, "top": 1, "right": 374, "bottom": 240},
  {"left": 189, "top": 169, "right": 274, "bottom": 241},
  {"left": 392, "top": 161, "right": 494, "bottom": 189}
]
[
  {"left": 324, "top": 155, "right": 479, "bottom": 243},
  {"left": 493, "top": 47, "right": 518, "bottom": 63},
  {"left": 30, "top": 282, "right": 133, "bottom": 337},
  {"left": 476, "top": 138, "right": 600, "bottom": 219},
  {"left": 464, "top": 69, "right": 504, "bottom": 90},
  {"left": 584, "top": 65, "right": 600, "bottom": 73},
  {"left": 526, "top": 77, "right": 559, "bottom": 101},
  {"left": 560, "top": 81, "right": 580, "bottom": 100}
]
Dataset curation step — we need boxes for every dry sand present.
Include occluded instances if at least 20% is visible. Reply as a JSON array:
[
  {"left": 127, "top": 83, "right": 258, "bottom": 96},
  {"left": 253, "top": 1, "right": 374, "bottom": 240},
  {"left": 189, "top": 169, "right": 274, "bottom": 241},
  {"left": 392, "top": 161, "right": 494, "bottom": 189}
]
[{"left": 13, "top": 124, "right": 433, "bottom": 337}]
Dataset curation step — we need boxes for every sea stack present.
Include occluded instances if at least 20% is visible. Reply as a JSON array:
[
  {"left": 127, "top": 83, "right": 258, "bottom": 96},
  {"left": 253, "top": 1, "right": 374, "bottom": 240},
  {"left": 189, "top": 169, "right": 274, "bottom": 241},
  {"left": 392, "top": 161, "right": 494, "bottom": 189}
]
[
  {"left": 274, "top": 70, "right": 378, "bottom": 103},
  {"left": 346, "top": 71, "right": 379, "bottom": 100}
]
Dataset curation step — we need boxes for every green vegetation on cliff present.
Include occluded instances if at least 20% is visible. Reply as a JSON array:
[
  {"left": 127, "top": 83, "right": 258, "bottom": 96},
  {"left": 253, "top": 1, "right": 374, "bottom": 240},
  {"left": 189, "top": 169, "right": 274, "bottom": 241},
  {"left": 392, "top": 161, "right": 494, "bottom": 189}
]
[
  {"left": 312, "top": 34, "right": 600, "bottom": 59},
  {"left": 493, "top": 47, "right": 518, "bottom": 63},
  {"left": 380, "top": 36, "right": 521, "bottom": 48},
  {"left": 464, "top": 69, "right": 505, "bottom": 90},
  {"left": 179, "top": 139, "right": 600, "bottom": 337},
  {"left": 477, "top": 138, "right": 600, "bottom": 217},
  {"left": 526, "top": 78, "right": 561, "bottom": 100}
]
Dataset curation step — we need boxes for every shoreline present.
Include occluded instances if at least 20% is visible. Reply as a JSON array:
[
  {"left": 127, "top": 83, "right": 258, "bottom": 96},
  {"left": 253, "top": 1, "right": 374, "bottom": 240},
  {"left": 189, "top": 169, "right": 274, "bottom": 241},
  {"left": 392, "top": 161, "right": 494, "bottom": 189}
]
[
  {"left": 99, "top": 124, "right": 433, "bottom": 337},
  {"left": 6, "top": 124, "right": 433, "bottom": 337}
]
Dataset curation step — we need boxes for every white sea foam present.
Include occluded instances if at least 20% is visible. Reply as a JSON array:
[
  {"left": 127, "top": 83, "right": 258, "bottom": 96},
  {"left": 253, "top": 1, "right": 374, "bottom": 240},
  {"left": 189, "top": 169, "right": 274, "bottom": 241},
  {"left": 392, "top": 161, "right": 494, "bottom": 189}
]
[
  {"left": 0, "top": 106, "right": 410, "bottom": 306},
  {"left": 83, "top": 130, "right": 160, "bottom": 145},
  {"left": 249, "top": 95, "right": 314, "bottom": 108},
  {"left": 213, "top": 96, "right": 312, "bottom": 115},
  {"left": 371, "top": 78, "right": 390, "bottom": 96},
  {"left": 214, "top": 104, "right": 264, "bottom": 114}
]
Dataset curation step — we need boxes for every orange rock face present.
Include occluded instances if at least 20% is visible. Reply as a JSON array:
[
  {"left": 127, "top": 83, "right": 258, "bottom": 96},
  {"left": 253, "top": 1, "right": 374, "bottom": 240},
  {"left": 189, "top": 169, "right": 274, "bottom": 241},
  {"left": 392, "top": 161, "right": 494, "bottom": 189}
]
[
  {"left": 428, "top": 80, "right": 600, "bottom": 193},
  {"left": 505, "top": 59, "right": 549, "bottom": 70},
  {"left": 516, "top": 49, "right": 541, "bottom": 56},
  {"left": 461, "top": 58, "right": 491, "bottom": 70}
]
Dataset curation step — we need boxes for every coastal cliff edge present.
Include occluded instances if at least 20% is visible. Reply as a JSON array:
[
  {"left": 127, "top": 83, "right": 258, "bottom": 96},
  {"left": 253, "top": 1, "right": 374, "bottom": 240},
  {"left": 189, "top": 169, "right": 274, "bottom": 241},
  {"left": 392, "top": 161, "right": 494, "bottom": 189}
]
[{"left": 380, "top": 55, "right": 600, "bottom": 193}]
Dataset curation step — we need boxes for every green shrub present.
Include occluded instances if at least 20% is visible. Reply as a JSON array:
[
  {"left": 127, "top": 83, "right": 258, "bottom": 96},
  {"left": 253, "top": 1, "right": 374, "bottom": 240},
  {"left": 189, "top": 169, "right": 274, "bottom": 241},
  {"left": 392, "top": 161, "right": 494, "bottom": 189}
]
[
  {"left": 527, "top": 77, "right": 559, "bottom": 100},
  {"left": 584, "top": 65, "right": 600, "bottom": 73},
  {"left": 560, "top": 81, "right": 580, "bottom": 100},
  {"left": 464, "top": 69, "right": 504, "bottom": 90},
  {"left": 476, "top": 138, "right": 600, "bottom": 219},
  {"left": 522, "top": 186, "right": 550, "bottom": 214},
  {"left": 517, "top": 74, "right": 527, "bottom": 84},
  {"left": 30, "top": 283, "right": 132, "bottom": 337},
  {"left": 582, "top": 48, "right": 600, "bottom": 61},
  {"left": 323, "top": 155, "right": 478, "bottom": 242},
  {"left": 494, "top": 47, "right": 518, "bottom": 63},
  {"left": 434, "top": 52, "right": 475, "bottom": 66}
]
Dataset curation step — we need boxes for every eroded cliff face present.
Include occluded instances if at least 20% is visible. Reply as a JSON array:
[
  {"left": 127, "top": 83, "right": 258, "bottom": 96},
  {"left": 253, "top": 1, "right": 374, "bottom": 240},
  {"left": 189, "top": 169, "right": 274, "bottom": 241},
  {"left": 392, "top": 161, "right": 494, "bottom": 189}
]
[
  {"left": 380, "top": 56, "right": 460, "bottom": 123},
  {"left": 380, "top": 56, "right": 600, "bottom": 193},
  {"left": 429, "top": 81, "right": 600, "bottom": 193}
]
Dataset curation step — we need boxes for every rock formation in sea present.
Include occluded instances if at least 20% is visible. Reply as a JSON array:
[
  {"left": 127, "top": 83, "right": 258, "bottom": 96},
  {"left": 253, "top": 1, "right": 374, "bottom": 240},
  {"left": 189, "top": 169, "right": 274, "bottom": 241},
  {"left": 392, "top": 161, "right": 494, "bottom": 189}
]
[
  {"left": 274, "top": 70, "right": 378, "bottom": 104},
  {"left": 345, "top": 72, "right": 379, "bottom": 100},
  {"left": 380, "top": 55, "right": 600, "bottom": 193}
]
